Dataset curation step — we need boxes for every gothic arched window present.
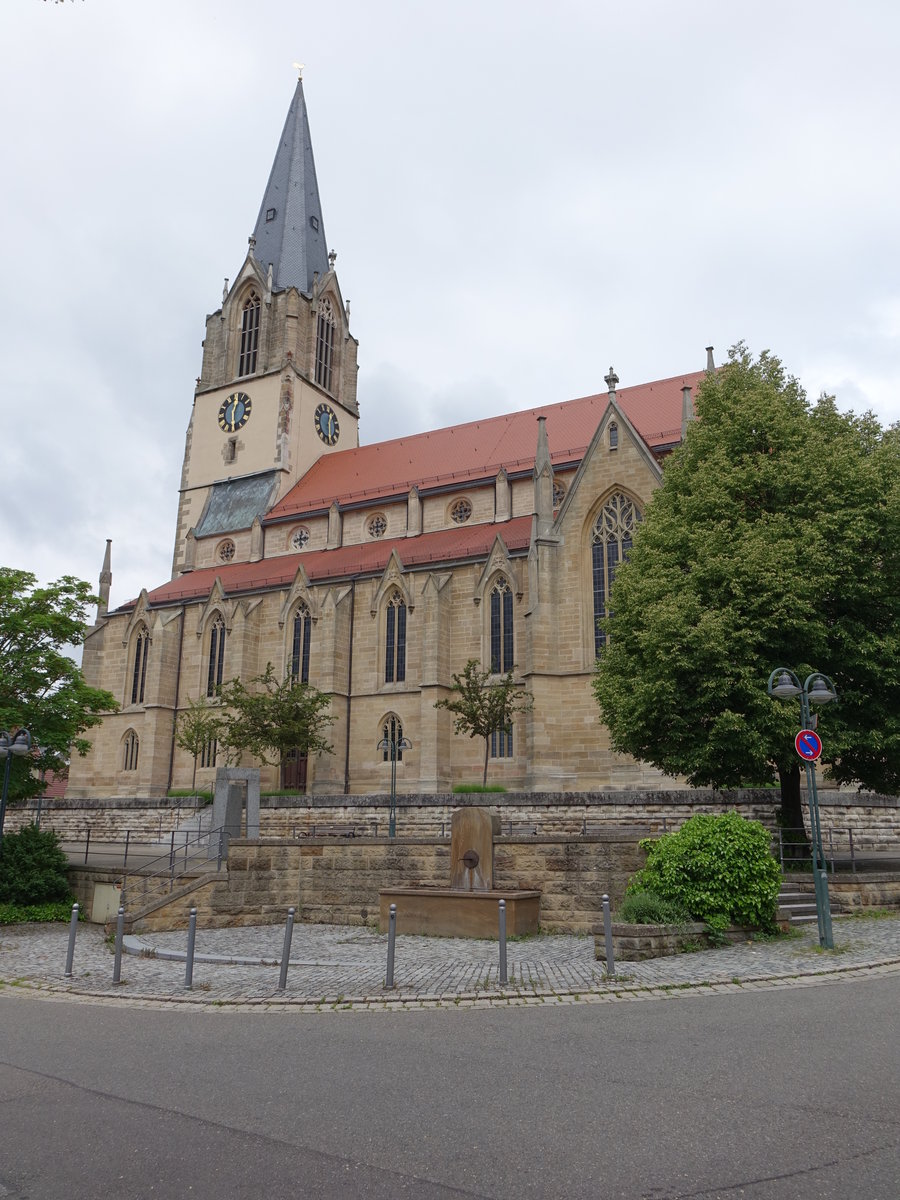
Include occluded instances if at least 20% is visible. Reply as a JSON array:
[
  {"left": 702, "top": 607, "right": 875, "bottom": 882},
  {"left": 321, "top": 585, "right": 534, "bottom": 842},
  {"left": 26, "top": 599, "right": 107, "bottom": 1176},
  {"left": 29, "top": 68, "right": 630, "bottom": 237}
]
[
  {"left": 290, "top": 603, "right": 312, "bottom": 684},
  {"left": 592, "top": 493, "right": 641, "bottom": 656},
  {"left": 238, "top": 291, "right": 260, "bottom": 376},
  {"left": 489, "top": 576, "right": 514, "bottom": 674},
  {"left": 315, "top": 297, "right": 335, "bottom": 392},
  {"left": 609, "top": 422, "right": 619, "bottom": 450},
  {"left": 130, "top": 625, "right": 150, "bottom": 706},
  {"left": 381, "top": 714, "right": 405, "bottom": 762},
  {"left": 122, "top": 730, "right": 139, "bottom": 771},
  {"left": 385, "top": 591, "right": 407, "bottom": 684},
  {"left": 206, "top": 616, "right": 226, "bottom": 697}
]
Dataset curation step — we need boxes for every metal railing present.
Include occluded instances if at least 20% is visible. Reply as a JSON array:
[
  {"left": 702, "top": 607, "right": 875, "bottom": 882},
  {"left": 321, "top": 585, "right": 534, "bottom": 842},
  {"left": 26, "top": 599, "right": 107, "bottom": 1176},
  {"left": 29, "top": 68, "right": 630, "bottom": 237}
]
[
  {"left": 775, "top": 826, "right": 900, "bottom": 874},
  {"left": 119, "top": 825, "right": 228, "bottom": 911}
]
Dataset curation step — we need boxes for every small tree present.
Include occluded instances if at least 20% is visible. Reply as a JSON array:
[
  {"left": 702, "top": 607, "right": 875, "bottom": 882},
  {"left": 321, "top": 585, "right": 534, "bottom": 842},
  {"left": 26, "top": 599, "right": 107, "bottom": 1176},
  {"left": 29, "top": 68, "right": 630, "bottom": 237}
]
[
  {"left": 174, "top": 696, "right": 225, "bottom": 794},
  {"left": 0, "top": 569, "right": 117, "bottom": 802},
  {"left": 217, "top": 665, "right": 333, "bottom": 773},
  {"left": 434, "top": 659, "right": 533, "bottom": 786}
]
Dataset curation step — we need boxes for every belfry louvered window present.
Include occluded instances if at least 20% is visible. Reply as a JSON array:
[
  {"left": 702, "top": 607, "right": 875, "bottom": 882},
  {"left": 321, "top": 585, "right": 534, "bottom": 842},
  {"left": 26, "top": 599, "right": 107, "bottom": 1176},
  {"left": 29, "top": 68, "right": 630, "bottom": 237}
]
[
  {"left": 130, "top": 625, "right": 149, "bottom": 705},
  {"left": 592, "top": 493, "right": 641, "bottom": 656},
  {"left": 385, "top": 591, "right": 407, "bottom": 684},
  {"left": 291, "top": 604, "right": 312, "bottom": 684},
  {"left": 207, "top": 617, "right": 226, "bottom": 697},
  {"left": 489, "top": 576, "right": 514, "bottom": 674},
  {"left": 238, "top": 292, "right": 260, "bottom": 376},
  {"left": 315, "top": 298, "right": 335, "bottom": 392}
]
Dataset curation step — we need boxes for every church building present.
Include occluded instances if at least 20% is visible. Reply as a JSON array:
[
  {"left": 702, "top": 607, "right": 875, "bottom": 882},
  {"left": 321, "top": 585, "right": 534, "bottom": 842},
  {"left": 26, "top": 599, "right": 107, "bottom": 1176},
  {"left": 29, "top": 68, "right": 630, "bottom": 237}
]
[{"left": 68, "top": 79, "right": 709, "bottom": 800}]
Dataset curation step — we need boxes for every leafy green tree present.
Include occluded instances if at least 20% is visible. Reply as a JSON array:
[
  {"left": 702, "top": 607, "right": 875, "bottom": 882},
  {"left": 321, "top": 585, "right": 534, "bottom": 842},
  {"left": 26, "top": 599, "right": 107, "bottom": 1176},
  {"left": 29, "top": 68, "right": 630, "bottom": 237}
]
[
  {"left": 592, "top": 344, "right": 900, "bottom": 832},
  {"left": 217, "top": 664, "right": 333, "bottom": 770},
  {"left": 435, "top": 659, "right": 534, "bottom": 786},
  {"left": 175, "top": 696, "right": 225, "bottom": 793},
  {"left": 0, "top": 569, "right": 117, "bottom": 802},
  {"left": 627, "top": 813, "right": 781, "bottom": 932}
]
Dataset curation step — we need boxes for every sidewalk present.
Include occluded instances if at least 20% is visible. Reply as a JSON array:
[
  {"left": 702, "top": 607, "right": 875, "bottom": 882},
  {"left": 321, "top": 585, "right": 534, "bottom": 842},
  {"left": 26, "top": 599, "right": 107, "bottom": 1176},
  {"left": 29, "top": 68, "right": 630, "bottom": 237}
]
[{"left": 2, "top": 914, "right": 899, "bottom": 1010}]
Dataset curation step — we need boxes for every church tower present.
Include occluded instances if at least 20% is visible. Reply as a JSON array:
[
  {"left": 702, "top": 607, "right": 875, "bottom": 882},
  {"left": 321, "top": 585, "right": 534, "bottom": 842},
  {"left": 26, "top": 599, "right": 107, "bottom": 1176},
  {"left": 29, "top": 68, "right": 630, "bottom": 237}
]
[{"left": 172, "top": 77, "right": 359, "bottom": 577}]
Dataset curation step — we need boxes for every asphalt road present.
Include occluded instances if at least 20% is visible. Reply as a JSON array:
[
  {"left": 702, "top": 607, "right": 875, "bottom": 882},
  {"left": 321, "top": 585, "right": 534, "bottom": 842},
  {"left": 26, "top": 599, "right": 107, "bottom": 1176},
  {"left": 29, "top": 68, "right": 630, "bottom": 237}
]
[{"left": 0, "top": 978, "right": 897, "bottom": 1200}]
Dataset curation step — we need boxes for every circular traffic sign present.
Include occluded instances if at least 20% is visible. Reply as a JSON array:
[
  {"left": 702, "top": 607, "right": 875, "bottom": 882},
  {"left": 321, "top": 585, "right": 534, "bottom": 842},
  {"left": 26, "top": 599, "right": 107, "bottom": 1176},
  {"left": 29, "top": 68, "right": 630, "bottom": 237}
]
[{"left": 795, "top": 729, "right": 823, "bottom": 761}]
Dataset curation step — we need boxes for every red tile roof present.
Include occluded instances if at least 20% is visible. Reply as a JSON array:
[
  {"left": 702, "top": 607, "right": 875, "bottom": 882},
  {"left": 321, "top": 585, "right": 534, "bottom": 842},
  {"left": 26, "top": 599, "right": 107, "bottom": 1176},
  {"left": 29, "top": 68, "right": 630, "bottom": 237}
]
[
  {"left": 143, "top": 516, "right": 534, "bottom": 607},
  {"left": 267, "top": 370, "right": 703, "bottom": 522}
]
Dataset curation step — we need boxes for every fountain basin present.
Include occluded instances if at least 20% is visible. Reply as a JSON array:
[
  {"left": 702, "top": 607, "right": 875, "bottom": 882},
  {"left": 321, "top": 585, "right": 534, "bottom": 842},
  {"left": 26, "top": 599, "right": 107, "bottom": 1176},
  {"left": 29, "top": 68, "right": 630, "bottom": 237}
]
[{"left": 379, "top": 887, "right": 541, "bottom": 938}]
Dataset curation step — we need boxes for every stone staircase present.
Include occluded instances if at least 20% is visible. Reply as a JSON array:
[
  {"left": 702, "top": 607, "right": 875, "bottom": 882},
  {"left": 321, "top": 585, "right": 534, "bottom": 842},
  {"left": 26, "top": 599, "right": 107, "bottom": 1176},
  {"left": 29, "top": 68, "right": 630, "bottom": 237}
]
[{"left": 778, "top": 879, "right": 819, "bottom": 927}]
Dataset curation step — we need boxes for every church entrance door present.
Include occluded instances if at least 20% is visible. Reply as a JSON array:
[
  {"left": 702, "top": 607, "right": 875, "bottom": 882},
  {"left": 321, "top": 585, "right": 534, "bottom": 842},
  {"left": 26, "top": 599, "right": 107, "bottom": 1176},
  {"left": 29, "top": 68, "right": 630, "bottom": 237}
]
[{"left": 281, "top": 749, "right": 308, "bottom": 793}]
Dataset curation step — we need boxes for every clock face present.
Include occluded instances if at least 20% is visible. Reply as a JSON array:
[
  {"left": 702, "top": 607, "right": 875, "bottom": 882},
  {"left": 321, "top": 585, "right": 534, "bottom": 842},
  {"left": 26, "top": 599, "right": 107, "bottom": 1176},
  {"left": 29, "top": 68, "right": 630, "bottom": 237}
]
[
  {"left": 314, "top": 403, "right": 340, "bottom": 446},
  {"left": 219, "top": 392, "right": 252, "bottom": 432}
]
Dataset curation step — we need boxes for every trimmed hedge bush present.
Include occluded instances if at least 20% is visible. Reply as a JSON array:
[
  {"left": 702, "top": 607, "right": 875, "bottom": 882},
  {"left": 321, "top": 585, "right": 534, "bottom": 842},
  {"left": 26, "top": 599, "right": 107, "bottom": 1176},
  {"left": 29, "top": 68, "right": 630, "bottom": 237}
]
[
  {"left": 627, "top": 812, "right": 781, "bottom": 932},
  {"left": 0, "top": 825, "right": 73, "bottom": 906},
  {"left": 618, "top": 889, "right": 689, "bottom": 925}
]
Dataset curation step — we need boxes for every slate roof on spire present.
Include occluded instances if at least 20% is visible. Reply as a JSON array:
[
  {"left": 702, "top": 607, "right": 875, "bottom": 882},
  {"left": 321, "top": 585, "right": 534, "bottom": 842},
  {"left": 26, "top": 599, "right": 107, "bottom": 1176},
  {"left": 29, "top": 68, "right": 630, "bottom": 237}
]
[{"left": 250, "top": 80, "right": 329, "bottom": 294}]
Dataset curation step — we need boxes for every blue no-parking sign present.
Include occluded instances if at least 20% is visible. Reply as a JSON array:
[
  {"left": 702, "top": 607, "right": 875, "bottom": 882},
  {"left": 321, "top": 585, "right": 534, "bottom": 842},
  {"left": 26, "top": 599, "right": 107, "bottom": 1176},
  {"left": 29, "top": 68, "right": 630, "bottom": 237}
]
[{"left": 795, "top": 729, "right": 823, "bottom": 761}]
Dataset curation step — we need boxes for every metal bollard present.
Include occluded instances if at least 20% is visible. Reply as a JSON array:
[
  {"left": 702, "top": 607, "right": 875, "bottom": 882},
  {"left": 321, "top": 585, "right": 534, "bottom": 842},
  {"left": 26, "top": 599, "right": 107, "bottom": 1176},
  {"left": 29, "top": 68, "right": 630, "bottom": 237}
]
[
  {"left": 602, "top": 894, "right": 615, "bottom": 979},
  {"left": 64, "top": 903, "right": 79, "bottom": 977},
  {"left": 278, "top": 907, "right": 295, "bottom": 991},
  {"left": 385, "top": 903, "right": 397, "bottom": 988},
  {"left": 498, "top": 899, "right": 508, "bottom": 985},
  {"left": 112, "top": 906, "right": 125, "bottom": 985},
  {"left": 184, "top": 907, "right": 197, "bottom": 990}
]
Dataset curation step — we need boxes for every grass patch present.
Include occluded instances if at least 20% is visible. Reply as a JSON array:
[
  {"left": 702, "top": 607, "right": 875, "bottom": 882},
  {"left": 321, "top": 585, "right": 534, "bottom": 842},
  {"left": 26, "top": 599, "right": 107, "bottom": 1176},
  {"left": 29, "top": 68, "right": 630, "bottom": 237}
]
[
  {"left": 167, "top": 789, "right": 213, "bottom": 803},
  {"left": 835, "top": 908, "right": 897, "bottom": 920},
  {"left": 452, "top": 783, "right": 508, "bottom": 793}
]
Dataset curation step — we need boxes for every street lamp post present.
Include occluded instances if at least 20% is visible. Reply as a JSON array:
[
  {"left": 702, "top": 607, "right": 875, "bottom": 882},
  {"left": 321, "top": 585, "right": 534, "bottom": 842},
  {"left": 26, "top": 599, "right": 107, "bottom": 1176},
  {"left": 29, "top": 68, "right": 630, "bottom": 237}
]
[
  {"left": 376, "top": 733, "right": 412, "bottom": 838},
  {"left": 0, "top": 729, "right": 33, "bottom": 852},
  {"left": 766, "top": 669, "right": 836, "bottom": 949}
]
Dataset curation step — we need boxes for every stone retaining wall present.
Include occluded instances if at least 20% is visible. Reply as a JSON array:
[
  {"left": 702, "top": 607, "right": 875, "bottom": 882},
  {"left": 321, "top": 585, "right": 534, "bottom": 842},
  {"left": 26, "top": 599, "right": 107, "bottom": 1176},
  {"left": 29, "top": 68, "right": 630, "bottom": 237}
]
[
  {"left": 601, "top": 922, "right": 758, "bottom": 961},
  {"left": 8, "top": 788, "right": 900, "bottom": 846},
  {"left": 129, "top": 833, "right": 646, "bottom": 935}
]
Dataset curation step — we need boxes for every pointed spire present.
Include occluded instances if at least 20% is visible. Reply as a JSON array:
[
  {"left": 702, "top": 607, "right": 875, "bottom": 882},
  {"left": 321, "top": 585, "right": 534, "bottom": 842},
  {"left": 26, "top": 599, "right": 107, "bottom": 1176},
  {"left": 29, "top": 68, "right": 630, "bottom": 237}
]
[
  {"left": 681, "top": 385, "right": 694, "bottom": 438},
  {"left": 534, "top": 416, "right": 555, "bottom": 538},
  {"left": 250, "top": 79, "right": 330, "bottom": 295},
  {"left": 97, "top": 539, "right": 112, "bottom": 620}
]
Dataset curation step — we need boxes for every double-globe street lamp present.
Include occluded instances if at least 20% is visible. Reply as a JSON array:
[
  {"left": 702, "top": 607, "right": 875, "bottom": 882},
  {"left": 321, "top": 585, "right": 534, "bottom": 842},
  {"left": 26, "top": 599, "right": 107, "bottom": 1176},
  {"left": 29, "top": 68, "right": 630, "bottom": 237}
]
[
  {"left": 376, "top": 732, "right": 412, "bottom": 838},
  {"left": 766, "top": 669, "right": 836, "bottom": 949},
  {"left": 0, "top": 728, "right": 33, "bottom": 852}
]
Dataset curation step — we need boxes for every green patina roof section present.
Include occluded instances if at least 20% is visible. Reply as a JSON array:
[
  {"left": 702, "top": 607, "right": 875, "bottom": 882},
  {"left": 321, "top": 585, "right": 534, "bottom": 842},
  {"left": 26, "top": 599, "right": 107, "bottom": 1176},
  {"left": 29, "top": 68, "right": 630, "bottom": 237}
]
[{"left": 194, "top": 472, "right": 279, "bottom": 537}]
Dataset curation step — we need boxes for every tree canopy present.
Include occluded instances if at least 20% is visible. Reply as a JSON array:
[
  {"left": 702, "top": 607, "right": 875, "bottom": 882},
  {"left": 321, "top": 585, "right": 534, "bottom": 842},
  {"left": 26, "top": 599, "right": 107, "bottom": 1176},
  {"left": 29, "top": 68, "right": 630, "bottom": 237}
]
[
  {"left": 216, "top": 664, "right": 333, "bottom": 769},
  {"left": 0, "top": 569, "right": 117, "bottom": 802},
  {"left": 592, "top": 345, "right": 900, "bottom": 825},
  {"left": 435, "top": 659, "right": 533, "bottom": 786}
]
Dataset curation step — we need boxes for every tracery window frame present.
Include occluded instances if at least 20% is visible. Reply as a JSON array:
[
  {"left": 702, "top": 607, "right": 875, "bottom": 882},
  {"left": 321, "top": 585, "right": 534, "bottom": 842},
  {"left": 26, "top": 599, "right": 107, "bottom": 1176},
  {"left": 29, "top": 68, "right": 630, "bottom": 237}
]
[
  {"left": 490, "top": 724, "right": 513, "bottom": 759},
  {"left": 130, "top": 624, "right": 150, "bottom": 706},
  {"left": 489, "top": 575, "right": 514, "bottom": 675},
  {"left": 206, "top": 615, "right": 226, "bottom": 697},
  {"left": 591, "top": 491, "right": 641, "bottom": 656},
  {"left": 384, "top": 590, "right": 407, "bottom": 684},
  {"left": 290, "top": 603, "right": 312, "bottom": 685},
  {"left": 381, "top": 714, "right": 406, "bottom": 762},
  {"left": 122, "top": 729, "right": 139, "bottom": 772},
  {"left": 315, "top": 297, "right": 336, "bottom": 392},
  {"left": 200, "top": 737, "right": 217, "bottom": 769},
  {"left": 238, "top": 291, "right": 261, "bottom": 377}
]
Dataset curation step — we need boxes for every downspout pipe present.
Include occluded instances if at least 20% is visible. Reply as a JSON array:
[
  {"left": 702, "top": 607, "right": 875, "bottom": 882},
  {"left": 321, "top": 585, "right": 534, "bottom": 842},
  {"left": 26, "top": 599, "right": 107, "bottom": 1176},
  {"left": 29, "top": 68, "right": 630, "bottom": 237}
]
[
  {"left": 343, "top": 579, "right": 356, "bottom": 794},
  {"left": 166, "top": 605, "right": 187, "bottom": 794}
]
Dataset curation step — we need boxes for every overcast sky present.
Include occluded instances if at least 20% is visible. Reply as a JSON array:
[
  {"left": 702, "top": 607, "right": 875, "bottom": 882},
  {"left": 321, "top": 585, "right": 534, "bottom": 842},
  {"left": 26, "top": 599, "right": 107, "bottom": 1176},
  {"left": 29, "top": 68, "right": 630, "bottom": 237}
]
[{"left": 3, "top": 1, "right": 899, "bottom": 610}]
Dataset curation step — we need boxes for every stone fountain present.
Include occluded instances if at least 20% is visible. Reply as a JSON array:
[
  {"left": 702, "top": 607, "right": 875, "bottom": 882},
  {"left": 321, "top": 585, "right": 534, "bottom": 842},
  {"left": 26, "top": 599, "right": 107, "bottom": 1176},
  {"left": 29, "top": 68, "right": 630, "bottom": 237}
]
[{"left": 378, "top": 807, "right": 541, "bottom": 937}]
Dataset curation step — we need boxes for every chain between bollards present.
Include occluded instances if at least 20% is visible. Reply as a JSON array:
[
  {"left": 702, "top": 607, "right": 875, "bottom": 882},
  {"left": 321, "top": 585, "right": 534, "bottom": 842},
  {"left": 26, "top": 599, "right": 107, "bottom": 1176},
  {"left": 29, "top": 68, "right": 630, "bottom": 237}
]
[
  {"left": 63, "top": 903, "right": 79, "bottom": 978},
  {"left": 112, "top": 905, "right": 125, "bottom": 985},
  {"left": 602, "top": 893, "right": 615, "bottom": 978},
  {"left": 184, "top": 906, "right": 197, "bottom": 990},
  {"left": 278, "top": 907, "right": 295, "bottom": 991},
  {"left": 498, "top": 898, "right": 508, "bottom": 985},
  {"left": 385, "top": 902, "right": 397, "bottom": 988}
]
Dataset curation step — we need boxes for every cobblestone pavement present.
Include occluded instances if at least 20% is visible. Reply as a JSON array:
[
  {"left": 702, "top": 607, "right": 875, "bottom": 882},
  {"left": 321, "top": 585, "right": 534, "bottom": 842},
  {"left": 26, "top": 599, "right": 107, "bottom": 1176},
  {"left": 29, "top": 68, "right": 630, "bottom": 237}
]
[{"left": 2, "top": 915, "right": 899, "bottom": 1011}]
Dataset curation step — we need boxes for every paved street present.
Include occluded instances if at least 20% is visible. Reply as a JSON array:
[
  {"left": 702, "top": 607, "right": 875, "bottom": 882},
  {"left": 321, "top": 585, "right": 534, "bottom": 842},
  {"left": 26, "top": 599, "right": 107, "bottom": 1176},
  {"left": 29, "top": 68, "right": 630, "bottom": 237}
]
[
  {"left": 2, "top": 914, "right": 899, "bottom": 1008},
  {"left": 1, "top": 971, "right": 897, "bottom": 1199}
]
